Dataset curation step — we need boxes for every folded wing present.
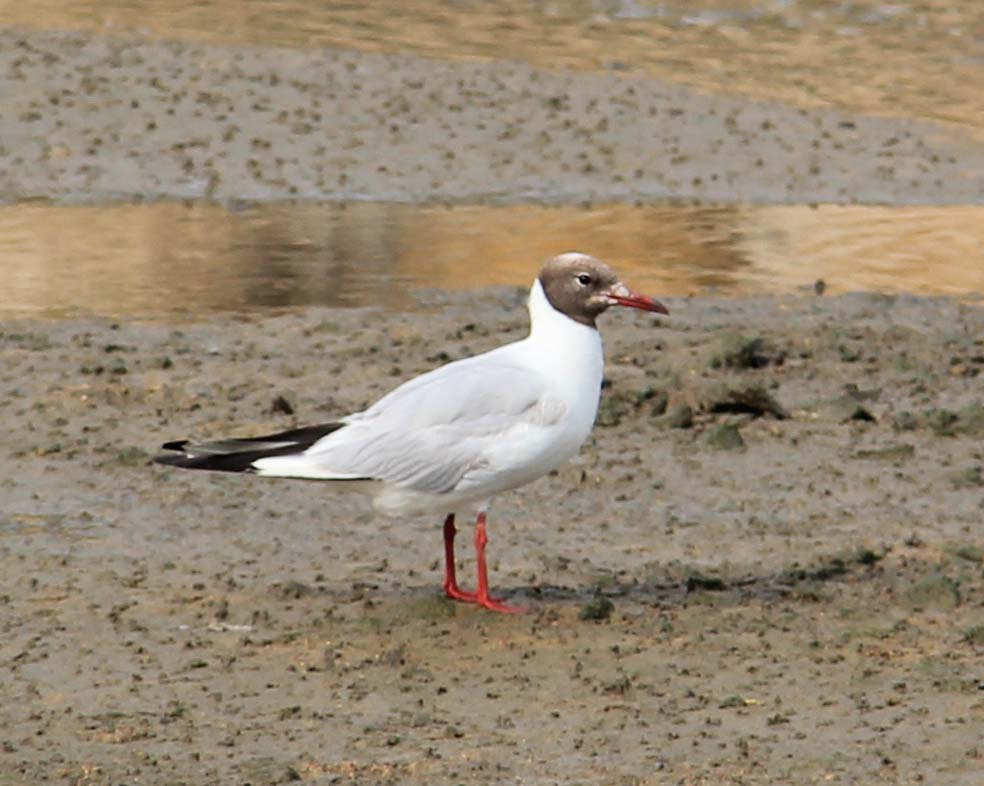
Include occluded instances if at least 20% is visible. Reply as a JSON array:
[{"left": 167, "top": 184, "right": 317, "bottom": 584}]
[{"left": 253, "top": 355, "right": 561, "bottom": 495}]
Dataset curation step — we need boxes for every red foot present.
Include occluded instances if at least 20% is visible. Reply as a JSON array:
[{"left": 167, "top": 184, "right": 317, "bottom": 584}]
[
  {"left": 444, "top": 584, "right": 479, "bottom": 602},
  {"left": 440, "top": 512, "right": 525, "bottom": 613},
  {"left": 474, "top": 592, "right": 525, "bottom": 614},
  {"left": 445, "top": 576, "right": 522, "bottom": 612}
]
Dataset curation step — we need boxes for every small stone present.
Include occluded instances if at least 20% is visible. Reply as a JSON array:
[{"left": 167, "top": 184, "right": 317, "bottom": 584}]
[
  {"left": 686, "top": 573, "right": 727, "bottom": 592},
  {"left": 893, "top": 411, "right": 918, "bottom": 431},
  {"left": 817, "top": 389, "right": 876, "bottom": 423},
  {"left": 925, "top": 408, "right": 959, "bottom": 436},
  {"left": 709, "top": 333, "right": 768, "bottom": 369},
  {"left": 851, "top": 548, "right": 882, "bottom": 565},
  {"left": 271, "top": 392, "right": 297, "bottom": 415},
  {"left": 838, "top": 344, "right": 861, "bottom": 363},
  {"left": 704, "top": 382, "right": 788, "bottom": 419},
  {"left": 226, "top": 384, "right": 249, "bottom": 401},
  {"left": 596, "top": 387, "right": 665, "bottom": 427},
  {"left": 660, "top": 404, "right": 694, "bottom": 429},
  {"left": 276, "top": 580, "right": 312, "bottom": 599},
  {"left": 705, "top": 423, "right": 745, "bottom": 450}
]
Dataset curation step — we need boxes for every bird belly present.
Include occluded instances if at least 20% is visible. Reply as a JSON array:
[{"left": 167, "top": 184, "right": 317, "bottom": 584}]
[{"left": 370, "top": 392, "right": 599, "bottom": 518}]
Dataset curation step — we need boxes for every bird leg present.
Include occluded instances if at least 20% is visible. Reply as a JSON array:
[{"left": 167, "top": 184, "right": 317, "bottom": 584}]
[
  {"left": 441, "top": 512, "right": 523, "bottom": 612},
  {"left": 444, "top": 512, "right": 525, "bottom": 614},
  {"left": 442, "top": 514, "right": 477, "bottom": 602},
  {"left": 472, "top": 512, "right": 524, "bottom": 614}
]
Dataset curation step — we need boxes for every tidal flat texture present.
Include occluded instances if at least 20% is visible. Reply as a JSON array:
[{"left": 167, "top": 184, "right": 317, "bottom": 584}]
[
  {"left": 2, "top": 290, "right": 983, "bottom": 784},
  {"left": 3, "top": 28, "right": 984, "bottom": 206}
]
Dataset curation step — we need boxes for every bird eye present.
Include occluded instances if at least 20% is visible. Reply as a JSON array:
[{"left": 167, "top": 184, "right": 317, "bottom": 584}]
[{"left": 576, "top": 273, "right": 592, "bottom": 286}]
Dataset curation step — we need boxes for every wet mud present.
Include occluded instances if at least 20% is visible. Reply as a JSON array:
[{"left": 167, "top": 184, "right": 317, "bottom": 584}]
[
  {"left": 2, "top": 8, "right": 983, "bottom": 784},
  {"left": 2, "top": 290, "right": 983, "bottom": 784}
]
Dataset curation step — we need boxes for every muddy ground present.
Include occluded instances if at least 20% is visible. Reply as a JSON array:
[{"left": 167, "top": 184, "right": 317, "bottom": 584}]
[
  {"left": 3, "top": 28, "right": 984, "bottom": 207},
  {"left": 2, "top": 12, "right": 984, "bottom": 786},
  {"left": 1, "top": 288, "right": 983, "bottom": 785}
]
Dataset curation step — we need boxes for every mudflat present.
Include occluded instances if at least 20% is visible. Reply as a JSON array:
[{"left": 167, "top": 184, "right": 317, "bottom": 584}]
[
  {"left": 1, "top": 11, "right": 984, "bottom": 785},
  {"left": 2, "top": 288, "right": 983, "bottom": 784},
  {"left": 2, "top": 28, "right": 983, "bottom": 206}
]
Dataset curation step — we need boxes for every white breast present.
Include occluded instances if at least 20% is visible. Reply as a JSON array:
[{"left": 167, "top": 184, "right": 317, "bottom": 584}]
[{"left": 448, "top": 279, "right": 604, "bottom": 499}]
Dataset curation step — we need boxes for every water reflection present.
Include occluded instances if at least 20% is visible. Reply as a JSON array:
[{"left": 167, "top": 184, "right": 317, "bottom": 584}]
[{"left": 1, "top": 201, "right": 981, "bottom": 321}]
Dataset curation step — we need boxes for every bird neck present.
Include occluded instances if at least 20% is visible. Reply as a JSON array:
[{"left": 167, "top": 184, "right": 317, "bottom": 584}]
[
  {"left": 524, "top": 278, "right": 605, "bottom": 412},
  {"left": 527, "top": 278, "right": 601, "bottom": 348}
]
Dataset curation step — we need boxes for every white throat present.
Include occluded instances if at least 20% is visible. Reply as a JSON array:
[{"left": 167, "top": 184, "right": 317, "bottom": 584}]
[
  {"left": 523, "top": 278, "right": 604, "bottom": 383},
  {"left": 527, "top": 278, "right": 597, "bottom": 339}
]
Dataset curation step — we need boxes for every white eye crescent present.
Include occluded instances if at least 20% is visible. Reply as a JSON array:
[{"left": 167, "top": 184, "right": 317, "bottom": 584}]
[{"left": 576, "top": 273, "right": 592, "bottom": 286}]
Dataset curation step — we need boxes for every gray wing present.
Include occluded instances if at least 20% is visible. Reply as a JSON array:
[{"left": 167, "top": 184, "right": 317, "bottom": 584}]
[{"left": 260, "top": 355, "right": 561, "bottom": 493}]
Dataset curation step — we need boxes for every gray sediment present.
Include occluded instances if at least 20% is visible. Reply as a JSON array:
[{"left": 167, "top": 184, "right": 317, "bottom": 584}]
[{"left": 3, "top": 28, "right": 983, "bottom": 207}]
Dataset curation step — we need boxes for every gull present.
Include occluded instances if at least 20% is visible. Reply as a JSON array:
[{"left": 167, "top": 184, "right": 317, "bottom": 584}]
[{"left": 155, "top": 253, "right": 668, "bottom": 612}]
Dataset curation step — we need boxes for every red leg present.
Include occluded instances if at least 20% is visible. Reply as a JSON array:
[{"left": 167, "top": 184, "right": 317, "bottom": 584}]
[
  {"left": 442, "top": 514, "right": 477, "bottom": 602},
  {"left": 473, "top": 512, "right": 524, "bottom": 614}
]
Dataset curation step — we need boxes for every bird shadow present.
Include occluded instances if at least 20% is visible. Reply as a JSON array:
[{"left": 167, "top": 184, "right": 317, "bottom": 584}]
[
  {"left": 490, "top": 546, "right": 887, "bottom": 610},
  {"left": 266, "top": 547, "right": 885, "bottom": 616}
]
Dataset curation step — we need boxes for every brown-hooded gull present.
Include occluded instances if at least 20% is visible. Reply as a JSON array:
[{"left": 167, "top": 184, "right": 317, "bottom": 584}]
[{"left": 155, "top": 253, "right": 669, "bottom": 612}]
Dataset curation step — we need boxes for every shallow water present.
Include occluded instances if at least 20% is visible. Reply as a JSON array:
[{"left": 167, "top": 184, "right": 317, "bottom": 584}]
[
  {"left": 2, "top": 2, "right": 981, "bottom": 319},
  {"left": 2, "top": 201, "right": 981, "bottom": 320}
]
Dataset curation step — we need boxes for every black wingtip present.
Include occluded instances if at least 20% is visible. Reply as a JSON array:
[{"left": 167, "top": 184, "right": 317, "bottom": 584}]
[
  {"left": 154, "top": 422, "right": 345, "bottom": 474},
  {"left": 153, "top": 449, "right": 261, "bottom": 473}
]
